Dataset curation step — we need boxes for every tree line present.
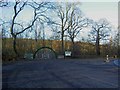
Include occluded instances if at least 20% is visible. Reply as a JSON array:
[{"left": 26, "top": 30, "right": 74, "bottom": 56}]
[{"left": 1, "top": 1, "right": 120, "bottom": 60}]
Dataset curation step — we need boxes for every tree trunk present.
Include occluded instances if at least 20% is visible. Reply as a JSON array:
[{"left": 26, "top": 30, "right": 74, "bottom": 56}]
[
  {"left": 72, "top": 38, "right": 74, "bottom": 50},
  {"left": 71, "top": 38, "right": 75, "bottom": 57},
  {"left": 13, "top": 35, "right": 18, "bottom": 56},
  {"left": 96, "top": 32, "right": 100, "bottom": 56},
  {"left": 61, "top": 32, "right": 64, "bottom": 55}
]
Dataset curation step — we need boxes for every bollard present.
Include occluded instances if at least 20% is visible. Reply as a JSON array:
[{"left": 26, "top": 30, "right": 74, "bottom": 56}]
[{"left": 106, "top": 55, "right": 109, "bottom": 62}]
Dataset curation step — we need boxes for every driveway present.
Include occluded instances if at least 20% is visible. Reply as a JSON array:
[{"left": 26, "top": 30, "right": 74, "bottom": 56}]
[{"left": 2, "top": 59, "right": 119, "bottom": 88}]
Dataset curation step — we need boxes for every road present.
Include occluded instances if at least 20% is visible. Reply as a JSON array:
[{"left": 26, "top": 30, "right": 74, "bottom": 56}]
[{"left": 2, "top": 58, "right": 119, "bottom": 88}]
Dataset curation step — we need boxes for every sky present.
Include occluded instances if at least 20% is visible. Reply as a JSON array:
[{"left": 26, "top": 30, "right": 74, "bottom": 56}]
[
  {"left": 80, "top": 2, "right": 118, "bottom": 27},
  {"left": 76, "top": 2, "right": 118, "bottom": 41},
  {"left": 0, "top": 1, "right": 119, "bottom": 42}
]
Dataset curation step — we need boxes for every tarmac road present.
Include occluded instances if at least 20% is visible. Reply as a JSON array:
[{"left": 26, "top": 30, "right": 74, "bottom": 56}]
[{"left": 2, "top": 59, "right": 119, "bottom": 88}]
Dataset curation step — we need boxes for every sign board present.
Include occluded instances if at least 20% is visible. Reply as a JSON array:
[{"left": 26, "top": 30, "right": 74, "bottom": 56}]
[{"left": 65, "top": 51, "right": 71, "bottom": 56}]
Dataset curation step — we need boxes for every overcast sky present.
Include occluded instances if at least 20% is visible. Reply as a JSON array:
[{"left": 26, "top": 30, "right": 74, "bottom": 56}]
[
  {"left": 81, "top": 2, "right": 118, "bottom": 28},
  {"left": 77, "top": 2, "right": 118, "bottom": 41}
]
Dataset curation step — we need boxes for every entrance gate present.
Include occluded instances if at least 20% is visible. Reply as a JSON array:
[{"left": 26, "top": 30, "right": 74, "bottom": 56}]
[{"left": 33, "top": 47, "right": 57, "bottom": 60}]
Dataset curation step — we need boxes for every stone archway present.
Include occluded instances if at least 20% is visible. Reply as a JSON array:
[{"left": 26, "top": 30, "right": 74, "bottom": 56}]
[{"left": 33, "top": 47, "right": 57, "bottom": 60}]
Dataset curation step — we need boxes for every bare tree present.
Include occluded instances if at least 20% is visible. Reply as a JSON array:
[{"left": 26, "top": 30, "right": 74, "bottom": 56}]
[
  {"left": 50, "top": 25, "right": 61, "bottom": 40},
  {"left": 10, "top": 1, "right": 33, "bottom": 56},
  {"left": 28, "top": 1, "right": 55, "bottom": 44},
  {"left": 113, "top": 26, "right": 120, "bottom": 57},
  {"left": 9, "top": 1, "right": 52, "bottom": 56},
  {"left": 118, "top": 26, "right": 120, "bottom": 56},
  {"left": 67, "top": 8, "right": 88, "bottom": 53},
  {"left": 0, "top": 0, "right": 9, "bottom": 7},
  {"left": 55, "top": 2, "right": 81, "bottom": 54},
  {"left": 89, "top": 19, "right": 111, "bottom": 55},
  {"left": 31, "top": 19, "right": 41, "bottom": 42},
  {"left": 0, "top": 19, "right": 11, "bottom": 38}
]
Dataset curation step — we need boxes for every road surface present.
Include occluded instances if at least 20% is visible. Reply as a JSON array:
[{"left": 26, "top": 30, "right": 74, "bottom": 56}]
[{"left": 2, "top": 58, "right": 119, "bottom": 88}]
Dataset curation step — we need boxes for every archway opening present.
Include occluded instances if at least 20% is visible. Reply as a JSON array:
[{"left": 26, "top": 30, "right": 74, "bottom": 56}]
[{"left": 33, "top": 47, "right": 57, "bottom": 60}]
